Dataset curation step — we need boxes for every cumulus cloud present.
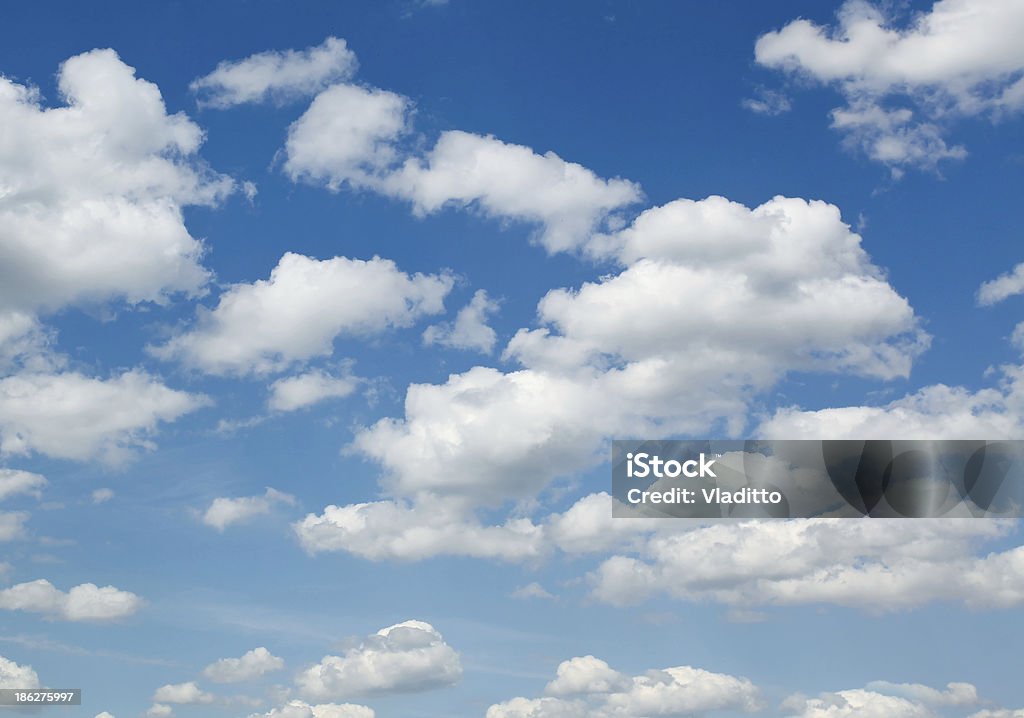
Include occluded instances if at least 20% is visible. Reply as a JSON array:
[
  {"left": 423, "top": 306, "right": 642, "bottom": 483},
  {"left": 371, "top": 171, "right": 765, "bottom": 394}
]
[
  {"left": 760, "top": 363, "right": 1024, "bottom": 440},
  {"left": 978, "top": 262, "right": 1024, "bottom": 306},
  {"left": 203, "top": 647, "right": 285, "bottom": 683},
  {"left": 202, "top": 487, "right": 296, "bottom": 531},
  {"left": 284, "top": 84, "right": 411, "bottom": 189},
  {"left": 488, "top": 657, "right": 760, "bottom": 717},
  {"left": 281, "top": 66, "right": 641, "bottom": 253},
  {"left": 0, "top": 48, "right": 231, "bottom": 317},
  {"left": 295, "top": 496, "right": 545, "bottom": 561},
  {"left": 250, "top": 701, "right": 374, "bottom": 718},
  {"left": 152, "top": 681, "right": 214, "bottom": 704},
  {"left": 0, "top": 468, "right": 46, "bottom": 501},
  {"left": 588, "top": 519, "right": 1024, "bottom": 611},
  {"left": 379, "top": 131, "right": 642, "bottom": 253},
  {"left": 153, "top": 253, "right": 453, "bottom": 375},
  {"left": 423, "top": 289, "right": 500, "bottom": 353},
  {"left": 0, "top": 370, "right": 208, "bottom": 464},
  {"left": 146, "top": 705, "right": 173, "bottom": 718},
  {"left": 296, "top": 620, "right": 461, "bottom": 700},
  {"left": 0, "top": 578, "right": 142, "bottom": 621},
  {"left": 268, "top": 370, "right": 360, "bottom": 412},
  {"left": 755, "top": 0, "right": 1024, "bottom": 174},
  {"left": 191, "top": 37, "right": 357, "bottom": 108},
  {"left": 0, "top": 654, "right": 39, "bottom": 688},
  {"left": 350, "top": 195, "right": 922, "bottom": 511}
]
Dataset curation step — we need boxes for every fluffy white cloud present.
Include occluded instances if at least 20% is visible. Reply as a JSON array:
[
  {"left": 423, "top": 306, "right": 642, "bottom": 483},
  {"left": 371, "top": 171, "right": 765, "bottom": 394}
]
[
  {"left": 146, "top": 705, "right": 173, "bottom": 718},
  {"left": 0, "top": 468, "right": 46, "bottom": 501},
  {"left": 864, "top": 681, "right": 978, "bottom": 707},
  {"left": 153, "top": 681, "right": 214, "bottom": 704},
  {"left": 203, "top": 647, "right": 285, "bottom": 683},
  {"left": 0, "top": 654, "right": 39, "bottom": 688},
  {"left": 283, "top": 78, "right": 640, "bottom": 254},
  {"left": 755, "top": 0, "right": 1024, "bottom": 174},
  {"left": 783, "top": 688, "right": 934, "bottom": 718},
  {"left": 295, "top": 496, "right": 545, "bottom": 561},
  {"left": 423, "top": 289, "right": 500, "bottom": 353},
  {"left": 269, "top": 370, "right": 359, "bottom": 412},
  {"left": 94, "top": 713, "right": 116, "bottom": 718},
  {"left": 588, "top": 519, "right": 1024, "bottom": 611},
  {"left": 760, "top": 364, "right": 1024, "bottom": 440},
  {"left": 296, "top": 620, "right": 461, "bottom": 700},
  {"left": 0, "top": 579, "right": 142, "bottom": 621},
  {"left": 978, "top": 262, "right": 1024, "bottom": 306},
  {"left": 545, "top": 656, "right": 629, "bottom": 696},
  {"left": 381, "top": 131, "right": 642, "bottom": 253},
  {"left": 250, "top": 701, "right": 375, "bottom": 718},
  {"left": 489, "top": 657, "right": 760, "bottom": 718},
  {"left": 0, "top": 48, "right": 231, "bottom": 316},
  {"left": 191, "top": 37, "right": 357, "bottom": 108},
  {"left": 153, "top": 253, "right": 452, "bottom": 375},
  {"left": 284, "top": 84, "right": 410, "bottom": 189},
  {"left": 0, "top": 370, "right": 208, "bottom": 463},
  {"left": 202, "top": 487, "right": 296, "bottom": 531},
  {"left": 352, "top": 196, "right": 922, "bottom": 511}
]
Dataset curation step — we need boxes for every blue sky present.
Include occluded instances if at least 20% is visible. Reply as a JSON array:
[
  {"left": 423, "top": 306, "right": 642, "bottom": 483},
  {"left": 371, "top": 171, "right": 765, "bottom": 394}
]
[{"left": 1, "top": 1, "right": 1024, "bottom": 717}]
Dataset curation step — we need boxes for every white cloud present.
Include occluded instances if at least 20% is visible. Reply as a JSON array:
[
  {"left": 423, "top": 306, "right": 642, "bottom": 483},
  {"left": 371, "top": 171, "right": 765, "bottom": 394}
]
[
  {"left": 741, "top": 87, "right": 792, "bottom": 115},
  {"left": 544, "top": 656, "right": 629, "bottom": 696},
  {"left": 759, "top": 363, "right": 1024, "bottom": 440},
  {"left": 970, "top": 711, "right": 1024, "bottom": 718},
  {"left": 95, "top": 713, "right": 116, "bottom": 718},
  {"left": 202, "top": 487, "right": 296, "bottom": 532},
  {"left": 146, "top": 705, "right": 173, "bottom": 718},
  {"left": 380, "top": 131, "right": 642, "bottom": 254},
  {"left": 191, "top": 37, "right": 357, "bottom": 108},
  {"left": 978, "top": 262, "right": 1024, "bottom": 306},
  {"left": 588, "top": 519, "right": 1024, "bottom": 611},
  {"left": 864, "top": 681, "right": 978, "bottom": 707},
  {"left": 283, "top": 81, "right": 641, "bottom": 254},
  {"left": 423, "top": 289, "right": 500, "bottom": 353},
  {"left": 250, "top": 701, "right": 375, "bottom": 718},
  {"left": 0, "top": 511, "right": 29, "bottom": 541},
  {"left": 0, "top": 578, "right": 143, "bottom": 621},
  {"left": 152, "top": 681, "right": 214, "bottom": 704},
  {"left": 296, "top": 620, "right": 461, "bottom": 700},
  {"left": 269, "top": 370, "right": 360, "bottom": 412},
  {"left": 783, "top": 688, "right": 934, "bottom": 718},
  {"left": 0, "top": 48, "right": 231, "bottom": 317},
  {"left": 511, "top": 582, "right": 554, "bottom": 601},
  {"left": 0, "top": 654, "right": 39, "bottom": 688},
  {"left": 0, "top": 370, "right": 208, "bottom": 464},
  {"left": 0, "top": 468, "right": 46, "bottom": 501},
  {"left": 351, "top": 195, "right": 922, "bottom": 511},
  {"left": 755, "top": 0, "right": 1024, "bottom": 173},
  {"left": 284, "top": 84, "right": 410, "bottom": 189},
  {"left": 91, "top": 488, "right": 115, "bottom": 504},
  {"left": 489, "top": 657, "right": 760, "bottom": 718},
  {"left": 153, "top": 253, "right": 452, "bottom": 375},
  {"left": 203, "top": 647, "right": 285, "bottom": 683},
  {"left": 295, "top": 496, "right": 545, "bottom": 561}
]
